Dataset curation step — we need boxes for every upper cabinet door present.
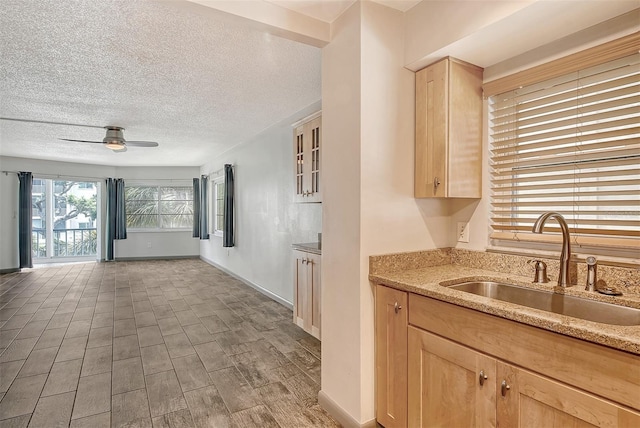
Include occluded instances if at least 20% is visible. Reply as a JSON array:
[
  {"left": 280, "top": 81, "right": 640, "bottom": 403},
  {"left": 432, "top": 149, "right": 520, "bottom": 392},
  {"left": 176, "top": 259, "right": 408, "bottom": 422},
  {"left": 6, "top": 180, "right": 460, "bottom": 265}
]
[
  {"left": 293, "top": 113, "right": 322, "bottom": 203},
  {"left": 415, "top": 57, "right": 483, "bottom": 198}
]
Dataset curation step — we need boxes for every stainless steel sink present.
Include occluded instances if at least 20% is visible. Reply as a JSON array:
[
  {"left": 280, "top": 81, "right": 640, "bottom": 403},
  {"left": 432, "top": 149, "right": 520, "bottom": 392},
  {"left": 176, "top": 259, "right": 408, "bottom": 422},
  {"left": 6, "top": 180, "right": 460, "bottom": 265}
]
[{"left": 446, "top": 281, "right": 640, "bottom": 326}]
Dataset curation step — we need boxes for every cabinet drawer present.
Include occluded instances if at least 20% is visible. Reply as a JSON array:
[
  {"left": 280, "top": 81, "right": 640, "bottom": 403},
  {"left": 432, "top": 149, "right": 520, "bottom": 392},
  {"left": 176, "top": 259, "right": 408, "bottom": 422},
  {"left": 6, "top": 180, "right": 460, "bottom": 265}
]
[{"left": 408, "top": 293, "right": 640, "bottom": 410}]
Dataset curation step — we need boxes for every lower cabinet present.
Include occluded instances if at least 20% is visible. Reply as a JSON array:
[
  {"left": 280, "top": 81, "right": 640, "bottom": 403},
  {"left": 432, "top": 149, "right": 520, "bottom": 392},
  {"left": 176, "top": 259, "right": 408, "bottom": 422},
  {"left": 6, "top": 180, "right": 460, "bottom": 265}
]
[
  {"left": 375, "top": 284, "right": 640, "bottom": 428},
  {"left": 408, "top": 327, "right": 496, "bottom": 427},
  {"left": 293, "top": 250, "right": 321, "bottom": 339},
  {"left": 497, "top": 363, "right": 639, "bottom": 427},
  {"left": 375, "top": 285, "right": 408, "bottom": 428}
]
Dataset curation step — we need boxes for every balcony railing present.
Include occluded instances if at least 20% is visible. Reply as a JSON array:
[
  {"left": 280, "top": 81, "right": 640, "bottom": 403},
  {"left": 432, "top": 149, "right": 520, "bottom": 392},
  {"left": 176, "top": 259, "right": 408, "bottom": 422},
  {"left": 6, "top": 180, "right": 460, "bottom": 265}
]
[{"left": 32, "top": 228, "right": 97, "bottom": 258}]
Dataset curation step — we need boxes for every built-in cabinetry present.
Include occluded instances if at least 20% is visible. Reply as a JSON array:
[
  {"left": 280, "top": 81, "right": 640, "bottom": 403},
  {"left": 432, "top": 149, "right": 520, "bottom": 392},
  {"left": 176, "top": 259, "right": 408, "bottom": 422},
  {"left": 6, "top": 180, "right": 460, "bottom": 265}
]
[
  {"left": 415, "top": 57, "right": 483, "bottom": 198},
  {"left": 374, "top": 285, "right": 407, "bottom": 428},
  {"left": 293, "top": 113, "right": 322, "bottom": 203},
  {"left": 293, "top": 247, "right": 321, "bottom": 339},
  {"left": 375, "top": 284, "right": 640, "bottom": 427}
]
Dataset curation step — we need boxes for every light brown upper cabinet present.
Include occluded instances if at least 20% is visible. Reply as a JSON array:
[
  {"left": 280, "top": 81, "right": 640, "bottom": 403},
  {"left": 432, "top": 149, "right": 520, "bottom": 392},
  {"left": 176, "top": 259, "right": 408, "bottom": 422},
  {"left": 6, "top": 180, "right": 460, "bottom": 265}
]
[
  {"left": 294, "top": 113, "right": 322, "bottom": 203},
  {"left": 415, "top": 57, "right": 483, "bottom": 198}
]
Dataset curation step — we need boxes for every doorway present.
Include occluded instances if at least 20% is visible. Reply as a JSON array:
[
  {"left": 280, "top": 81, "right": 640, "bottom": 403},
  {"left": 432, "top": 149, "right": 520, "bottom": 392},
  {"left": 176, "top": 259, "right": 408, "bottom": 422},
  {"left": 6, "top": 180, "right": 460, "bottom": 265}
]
[{"left": 32, "top": 179, "right": 99, "bottom": 262}]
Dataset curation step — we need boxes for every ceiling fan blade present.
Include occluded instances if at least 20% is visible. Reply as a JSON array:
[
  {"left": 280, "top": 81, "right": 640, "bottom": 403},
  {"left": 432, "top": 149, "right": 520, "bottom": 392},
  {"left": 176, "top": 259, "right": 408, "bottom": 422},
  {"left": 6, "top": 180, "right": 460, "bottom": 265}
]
[
  {"left": 2, "top": 117, "right": 104, "bottom": 129},
  {"left": 126, "top": 141, "right": 159, "bottom": 147},
  {"left": 59, "top": 138, "right": 103, "bottom": 143}
]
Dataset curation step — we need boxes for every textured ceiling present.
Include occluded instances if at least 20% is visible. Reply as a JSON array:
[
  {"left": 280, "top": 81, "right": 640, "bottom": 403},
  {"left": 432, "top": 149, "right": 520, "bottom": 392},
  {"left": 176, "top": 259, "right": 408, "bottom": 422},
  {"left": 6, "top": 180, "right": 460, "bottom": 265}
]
[{"left": 0, "top": 0, "right": 321, "bottom": 166}]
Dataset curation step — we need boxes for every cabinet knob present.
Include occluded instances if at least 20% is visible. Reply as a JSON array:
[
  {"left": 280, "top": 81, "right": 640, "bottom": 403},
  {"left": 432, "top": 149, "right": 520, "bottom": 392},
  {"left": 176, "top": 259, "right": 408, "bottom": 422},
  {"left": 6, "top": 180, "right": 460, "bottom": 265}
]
[
  {"left": 479, "top": 370, "right": 488, "bottom": 386},
  {"left": 501, "top": 380, "right": 511, "bottom": 397},
  {"left": 302, "top": 258, "right": 307, "bottom": 264},
  {"left": 434, "top": 177, "right": 441, "bottom": 188},
  {"left": 394, "top": 302, "right": 402, "bottom": 314}
]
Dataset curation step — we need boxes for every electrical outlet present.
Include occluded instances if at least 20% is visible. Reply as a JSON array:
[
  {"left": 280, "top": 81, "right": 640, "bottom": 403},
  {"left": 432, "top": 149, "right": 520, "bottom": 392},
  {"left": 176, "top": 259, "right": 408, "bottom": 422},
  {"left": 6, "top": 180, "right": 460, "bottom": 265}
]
[{"left": 457, "top": 222, "right": 470, "bottom": 243}]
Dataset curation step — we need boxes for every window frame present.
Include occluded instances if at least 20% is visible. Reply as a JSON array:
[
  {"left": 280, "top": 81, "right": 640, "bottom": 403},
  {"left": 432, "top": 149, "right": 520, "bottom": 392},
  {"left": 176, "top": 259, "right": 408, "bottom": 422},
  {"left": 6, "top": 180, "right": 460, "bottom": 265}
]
[
  {"left": 210, "top": 176, "right": 225, "bottom": 238},
  {"left": 125, "top": 184, "right": 194, "bottom": 232}
]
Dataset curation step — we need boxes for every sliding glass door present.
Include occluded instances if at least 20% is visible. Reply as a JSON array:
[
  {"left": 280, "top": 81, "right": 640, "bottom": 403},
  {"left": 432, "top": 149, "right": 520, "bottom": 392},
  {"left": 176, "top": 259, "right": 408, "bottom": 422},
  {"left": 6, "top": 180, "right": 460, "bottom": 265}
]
[{"left": 32, "top": 179, "right": 99, "bottom": 261}]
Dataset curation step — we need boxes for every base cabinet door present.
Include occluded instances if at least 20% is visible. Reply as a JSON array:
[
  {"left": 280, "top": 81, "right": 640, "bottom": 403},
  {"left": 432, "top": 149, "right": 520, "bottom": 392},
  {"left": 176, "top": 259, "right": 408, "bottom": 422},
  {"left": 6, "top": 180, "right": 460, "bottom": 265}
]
[
  {"left": 293, "top": 250, "right": 321, "bottom": 339},
  {"left": 293, "top": 250, "right": 309, "bottom": 331},
  {"left": 308, "top": 252, "right": 321, "bottom": 339},
  {"left": 497, "top": 363, "right": 640, "bottom": 428},
  {"left": 408, "top": 326, "right": 497, "bottom": 428},
  {"left": 375, "top": 285, "right": 408, "bottom": 428}
]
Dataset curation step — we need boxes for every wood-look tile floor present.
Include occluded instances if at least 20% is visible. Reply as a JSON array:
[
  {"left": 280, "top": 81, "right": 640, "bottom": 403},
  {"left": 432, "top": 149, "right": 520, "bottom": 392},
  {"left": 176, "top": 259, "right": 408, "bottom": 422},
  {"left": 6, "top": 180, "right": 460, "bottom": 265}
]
[{"left": 0, "top": 259, "right": 340, "bottom": 428}]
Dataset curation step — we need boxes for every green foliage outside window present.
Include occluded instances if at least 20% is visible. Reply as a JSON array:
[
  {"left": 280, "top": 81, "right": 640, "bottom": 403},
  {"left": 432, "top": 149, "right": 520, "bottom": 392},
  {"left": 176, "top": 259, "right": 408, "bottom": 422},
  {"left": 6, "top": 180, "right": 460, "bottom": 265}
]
[{"left": 125, "top": 186, "right": 193, "bottom": 229}]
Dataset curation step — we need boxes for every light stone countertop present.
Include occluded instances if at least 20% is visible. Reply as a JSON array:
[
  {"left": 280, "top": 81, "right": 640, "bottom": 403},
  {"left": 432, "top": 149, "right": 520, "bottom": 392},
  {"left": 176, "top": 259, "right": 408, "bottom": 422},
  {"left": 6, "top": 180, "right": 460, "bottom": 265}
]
[{"left": 369, "top": 264, "right": 640, "bottom": 355}]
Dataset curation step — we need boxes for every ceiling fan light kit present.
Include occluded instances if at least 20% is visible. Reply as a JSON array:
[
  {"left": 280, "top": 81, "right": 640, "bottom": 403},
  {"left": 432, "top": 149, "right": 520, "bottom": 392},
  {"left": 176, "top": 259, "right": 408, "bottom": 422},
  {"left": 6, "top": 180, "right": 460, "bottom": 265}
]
[
  {"left": 105, "top": 141, "right": 126, "bottom": 151},
  {"left": 104, "top": 127, "right": 128, "bottom": 151}
]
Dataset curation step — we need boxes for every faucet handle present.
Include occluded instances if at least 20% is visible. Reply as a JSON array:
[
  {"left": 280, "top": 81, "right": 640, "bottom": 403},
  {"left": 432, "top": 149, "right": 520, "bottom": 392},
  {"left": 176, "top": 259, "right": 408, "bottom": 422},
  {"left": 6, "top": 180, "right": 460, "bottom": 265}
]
[
  {"left": 585, "top": 256, "right": 597, "bottom": 291},
  {"left": 528, "top": 259, "right": 549, "bottom": 284}
]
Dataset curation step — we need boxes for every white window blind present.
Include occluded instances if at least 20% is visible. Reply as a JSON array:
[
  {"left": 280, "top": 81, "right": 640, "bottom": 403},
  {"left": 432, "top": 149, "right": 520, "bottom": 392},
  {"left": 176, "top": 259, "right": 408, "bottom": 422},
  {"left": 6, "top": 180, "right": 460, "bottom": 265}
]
[{"left": 489, "top": 53, "right": 640, "bottom": 251}]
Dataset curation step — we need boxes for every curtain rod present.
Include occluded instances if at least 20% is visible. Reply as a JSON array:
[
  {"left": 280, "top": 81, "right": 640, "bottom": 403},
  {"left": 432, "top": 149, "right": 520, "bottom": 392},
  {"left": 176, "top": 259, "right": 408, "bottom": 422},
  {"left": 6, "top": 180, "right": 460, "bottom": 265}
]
[
  {"left": 204, "top": 163, "right": 235, "bottom": 178},
  {"left": 2, "top": 170, "right": 108, "bottom": 181},
  {"left": 1, "top": 171, "right": 193, "bottom": 182}
]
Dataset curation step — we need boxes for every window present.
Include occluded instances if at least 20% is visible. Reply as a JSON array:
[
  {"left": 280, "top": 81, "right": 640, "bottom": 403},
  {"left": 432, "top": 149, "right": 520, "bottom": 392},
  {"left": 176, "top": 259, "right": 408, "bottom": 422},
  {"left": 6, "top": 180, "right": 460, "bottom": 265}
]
[
  {"left": 489, "top": 50, "right": 639, "bottom": 254},
  {"left": 125, "top": 186, "right": 193, "bottom": 229},
  {"left": 31, "top": 179, "right": 98, "bottom": 259},
  {"left": 211, "top": 177, "right": 225, "bottom": 237}
]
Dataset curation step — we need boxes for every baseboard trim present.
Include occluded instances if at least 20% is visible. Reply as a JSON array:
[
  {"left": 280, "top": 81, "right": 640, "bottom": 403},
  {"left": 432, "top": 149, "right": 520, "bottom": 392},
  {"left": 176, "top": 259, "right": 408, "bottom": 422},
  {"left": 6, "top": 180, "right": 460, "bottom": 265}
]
[
  {"left": 0, "top": 267, "right": 20, "bottom": 274},
  {"left": 318, "top": 390, "right": 377, "bottom": 428},
  {"left": 114, "top": 255, "right": 199, "bottom": 261},
  {"left": 199, "top": 256, "right": 293, "bottom": 310}
]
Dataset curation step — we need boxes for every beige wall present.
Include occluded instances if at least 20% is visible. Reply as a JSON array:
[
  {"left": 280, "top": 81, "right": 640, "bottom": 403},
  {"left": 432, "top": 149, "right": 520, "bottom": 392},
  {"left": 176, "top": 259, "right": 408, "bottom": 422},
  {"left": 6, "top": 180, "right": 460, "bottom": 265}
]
[
  {"left": 319, "top": 2, "right": 639, "bottom": 426},
  {"left": 403, "top": 0, "right": 534, "bottom": 70},
  {"left": 320, "top": 1, "right": 364, "bottom": 422},
  {"left": 321, "top": 2, "right": 454, "bottom": 425}
]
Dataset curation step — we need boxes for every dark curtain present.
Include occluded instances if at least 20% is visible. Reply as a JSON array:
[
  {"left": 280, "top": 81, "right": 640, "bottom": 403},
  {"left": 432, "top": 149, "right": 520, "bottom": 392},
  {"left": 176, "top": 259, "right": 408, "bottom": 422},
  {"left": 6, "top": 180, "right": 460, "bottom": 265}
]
[
  {"left": 192, "top": 178, "right": 200, "bottom": 238},
  {"left": 18, "top": 172, "right": 33, "bottom": 269},
  {"left": 223, "top": 164, "right": 234, "bottom": 247},
  {"left": 106, "top": 178, "right": 127, "bottom": 261},
  {"left": 199, "top": 175, "right": 209, "bottom": 240}
]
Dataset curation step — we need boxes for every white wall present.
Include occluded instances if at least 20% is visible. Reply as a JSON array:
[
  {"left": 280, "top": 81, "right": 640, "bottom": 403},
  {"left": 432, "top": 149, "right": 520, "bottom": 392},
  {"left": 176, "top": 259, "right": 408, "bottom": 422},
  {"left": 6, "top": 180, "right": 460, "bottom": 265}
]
[
  {"left": 0, "top": 157, "right": 115, "bottom": 270},
  {"left": 199, "top": 101, "right": 322, "bottom": 306},
  {"left": 115, "top": 166, "right": 200, "bottom": 259},
  {"left": 0, "top": 156, "right": 199, "bottom": 270},
  {"left": 0, "top": 163, "right": 19, "bottom": 271}
]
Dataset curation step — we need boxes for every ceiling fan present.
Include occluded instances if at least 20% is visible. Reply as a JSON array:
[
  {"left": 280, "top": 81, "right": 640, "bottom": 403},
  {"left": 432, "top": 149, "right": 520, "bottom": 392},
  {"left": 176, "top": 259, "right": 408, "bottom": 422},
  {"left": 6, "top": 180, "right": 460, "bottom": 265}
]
[
  {"left": 60, "top": 126, "right": 159, "bottom": 152},
  {"left": 0, "top": 118, "right": 160, "bottom": 152}
]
